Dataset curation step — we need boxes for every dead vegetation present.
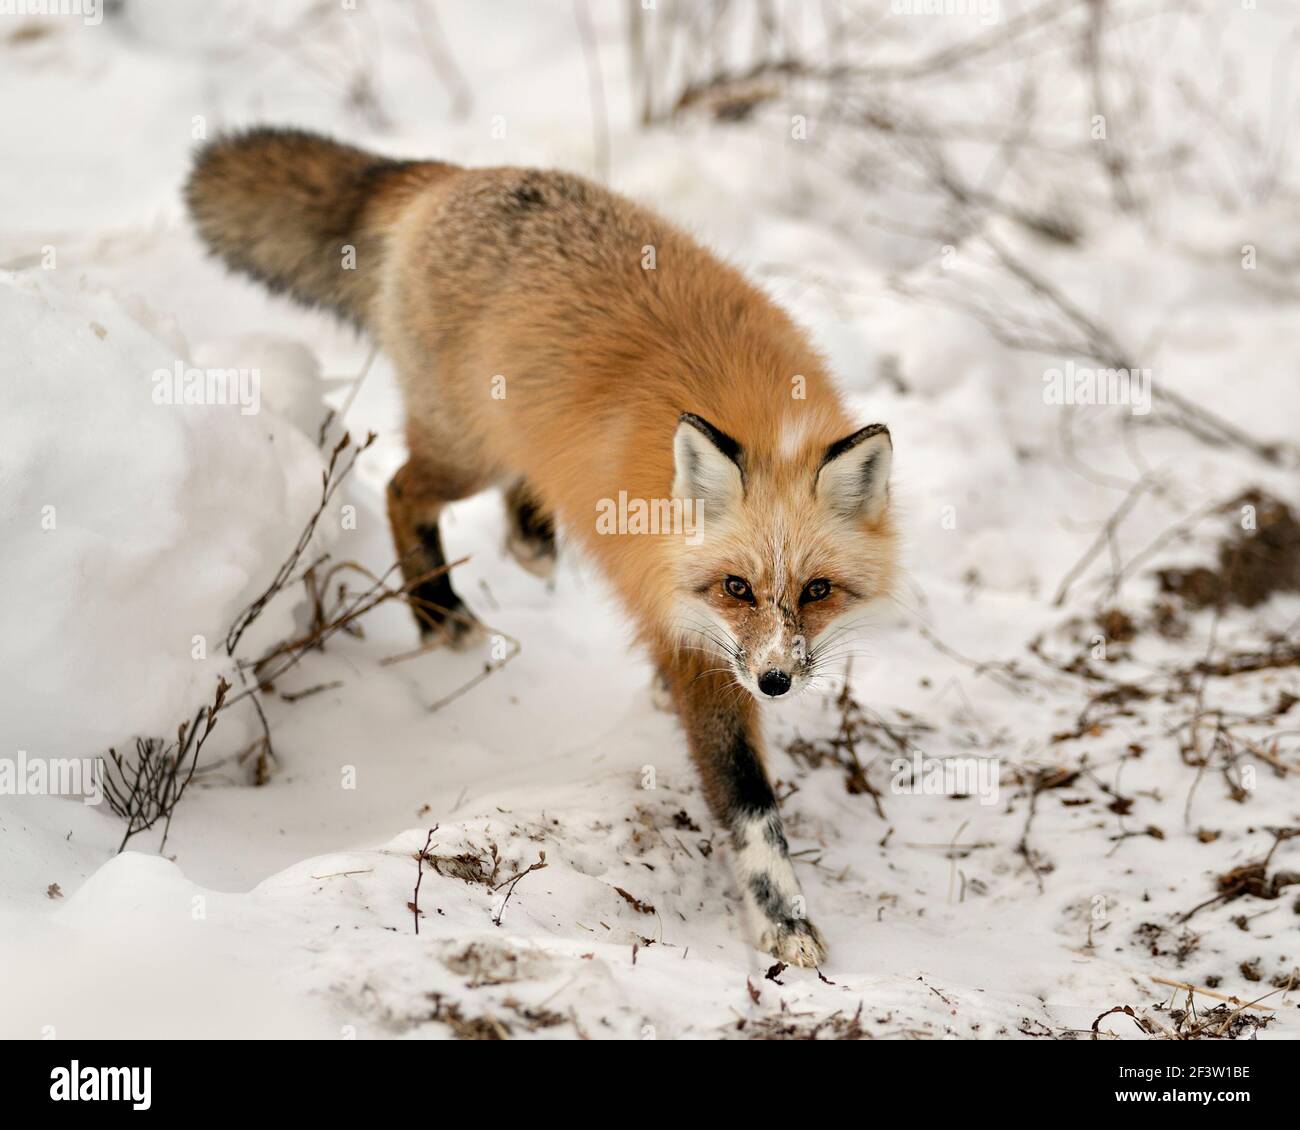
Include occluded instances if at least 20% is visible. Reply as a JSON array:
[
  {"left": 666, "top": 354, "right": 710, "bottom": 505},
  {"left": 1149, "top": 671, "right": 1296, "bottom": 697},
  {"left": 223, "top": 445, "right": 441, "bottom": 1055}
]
[
  {"left": 421, "top": 993, "right": 509, "bottom": 1041},
  {"left": 1029, "top": 488, "right": 1300, "bottom": 847},
  {"left": 492, "top": 853, "right": 548, "bottom": 927},
  {"left": 1180, "top": 828, "right": 1300, "bottom": 923},
  {"left": 409, "top": 826, "right": 438, "bottom": 934},
  {"left": 1133, "top": 921, "right": 1201, "bottom": 965},
  {"left": 1094, "top": 967, "right": 1290, "bottom": 1041},
  {"left": 102, "top": 426, "right": 519, "bottom": 851},
  {"left": 418, "top": 990, "right": 575, "bottom": 1040},
  {"left": 1092, "top": 999, "right": 1275, "bottom": 1041},
  {"left": 734, "top": 999, "right": 871, "bottom": 1041},
  {"left": 407, "top": 828, "right": 548, "bottom": 929},
  {"left": 1157, "top": 491, "right": 1300, "bottom": 611},
  {"left": 103, "top": 677, "right": 230, "bottom": 853},
  {"left": 430, "top": 843, "right": 504, "bottom": 888},
  {"left": 786, "top": 676, "right": 932, "bottom": 812},
  {"left": 613, "top": 887, "right": 655, "bottom": 916},
  {"left": 440, "top": 941, "right": 551, "bottom": 989}
]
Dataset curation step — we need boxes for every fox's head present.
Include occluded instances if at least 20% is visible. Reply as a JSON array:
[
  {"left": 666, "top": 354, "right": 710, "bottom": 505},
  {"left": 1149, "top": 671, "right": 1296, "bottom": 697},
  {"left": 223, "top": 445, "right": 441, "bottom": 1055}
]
[{"left": 670, "top": 411, "right": 897, "bottom": 701}]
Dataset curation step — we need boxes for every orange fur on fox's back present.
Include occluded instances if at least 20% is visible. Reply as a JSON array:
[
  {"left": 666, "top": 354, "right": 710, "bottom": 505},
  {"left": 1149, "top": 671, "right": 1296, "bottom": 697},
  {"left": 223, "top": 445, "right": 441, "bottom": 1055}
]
[
  {"left": 376, "top": 165, "right": 893, "bottom": 635},
  {"left": 186, "top": 132, "right": 889, "bottom": 579}
]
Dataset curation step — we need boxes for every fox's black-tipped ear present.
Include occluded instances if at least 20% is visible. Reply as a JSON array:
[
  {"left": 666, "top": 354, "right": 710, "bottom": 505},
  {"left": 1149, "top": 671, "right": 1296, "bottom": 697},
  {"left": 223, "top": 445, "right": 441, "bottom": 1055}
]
[
  {"left": 672, "top": 413, "right": 744, "bottom": 505},
  {"left": 816, "top": 423, "right": 892, "bottom": 520}
]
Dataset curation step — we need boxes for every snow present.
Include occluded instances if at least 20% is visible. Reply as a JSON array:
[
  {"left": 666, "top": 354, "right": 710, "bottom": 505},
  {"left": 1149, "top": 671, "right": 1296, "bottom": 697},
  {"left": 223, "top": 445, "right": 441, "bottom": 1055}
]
[
  {"left": 2, "top": 1, "right": 1299, "bottom": 1039},
  {"left": 0, "top": 272, "right": 326, "bottom": 757}
]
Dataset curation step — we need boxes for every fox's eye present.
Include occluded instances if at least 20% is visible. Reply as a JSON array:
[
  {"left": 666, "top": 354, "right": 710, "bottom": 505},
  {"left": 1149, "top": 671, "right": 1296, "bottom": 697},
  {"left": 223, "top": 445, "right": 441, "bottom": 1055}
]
[
  {"left": 724, "top": 576, "right": 754, "bottom": 602},
  {"left": 801, "top": 578, "right": 832, "bottom": 603}
]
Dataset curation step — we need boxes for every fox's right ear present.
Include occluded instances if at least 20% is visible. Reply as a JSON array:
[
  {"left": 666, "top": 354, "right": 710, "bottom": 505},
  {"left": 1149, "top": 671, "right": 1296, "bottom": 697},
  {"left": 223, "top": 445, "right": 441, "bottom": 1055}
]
[{"left": 672, "top": 413, "right": 744, "bottom": 506}]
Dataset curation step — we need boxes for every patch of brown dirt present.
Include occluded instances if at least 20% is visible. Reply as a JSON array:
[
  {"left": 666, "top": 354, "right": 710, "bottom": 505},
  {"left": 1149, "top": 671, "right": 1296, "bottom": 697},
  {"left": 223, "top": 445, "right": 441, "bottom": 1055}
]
[{"left": 1157, "top": 490, "right": 1300, "bottom": 610}]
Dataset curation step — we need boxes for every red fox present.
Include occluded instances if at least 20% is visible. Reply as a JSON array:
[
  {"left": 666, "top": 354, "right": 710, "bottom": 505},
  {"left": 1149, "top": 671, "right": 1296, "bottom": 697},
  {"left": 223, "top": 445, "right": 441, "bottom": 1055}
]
[{"left": 187, "top": 128, "right": 897, "bottom": 966}]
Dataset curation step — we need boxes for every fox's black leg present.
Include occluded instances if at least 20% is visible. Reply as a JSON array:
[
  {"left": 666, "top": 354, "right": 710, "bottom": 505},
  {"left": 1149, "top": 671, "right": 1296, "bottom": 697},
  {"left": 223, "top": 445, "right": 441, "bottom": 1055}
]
[
  {"left": 386, "top": 460, "right": 483, "bottom": 648},
  {"left": 661, "top": 648, "right": 826, "bottom": 967},
  {"left": 408, "top": 519, "right": 481, "bottom": 646}
]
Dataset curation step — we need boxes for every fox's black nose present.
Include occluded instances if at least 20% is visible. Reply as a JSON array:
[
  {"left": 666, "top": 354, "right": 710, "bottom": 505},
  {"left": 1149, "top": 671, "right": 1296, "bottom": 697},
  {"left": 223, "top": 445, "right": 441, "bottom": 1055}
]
[{"left": 758, "top": 669, "right": 792, "bottom": 697}]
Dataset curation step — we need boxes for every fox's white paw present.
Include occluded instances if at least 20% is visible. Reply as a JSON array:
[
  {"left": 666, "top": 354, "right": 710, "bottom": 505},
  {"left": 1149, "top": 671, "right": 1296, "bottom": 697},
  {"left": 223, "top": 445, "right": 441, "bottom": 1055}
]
[
  {"left": 420, "top": 613, "right": 488, "bottom": 653},
  {"left": 759, "top": 920, "right": 827, "bottom": 968},
  {"left": 447, "top": 619, "right": 488, "bottom": 652},
  {"left": 650, "top": 669, "right": 673, "bottom": 712},
  {"left": 505, "top": 531, "right": 556, "bottom": 580}
]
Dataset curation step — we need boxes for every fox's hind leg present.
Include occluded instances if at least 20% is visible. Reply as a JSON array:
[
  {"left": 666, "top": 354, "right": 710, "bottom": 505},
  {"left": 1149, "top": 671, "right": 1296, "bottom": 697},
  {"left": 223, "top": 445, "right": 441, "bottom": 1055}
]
[
  {"left": 659, "top": 647, "right": 826, "bottom": 967},
  {"left": 386, "top": 455, "right": 489, "bottom": 650},
  {"left": 503, "top": 478, "right": 557, "bottom": 579}
]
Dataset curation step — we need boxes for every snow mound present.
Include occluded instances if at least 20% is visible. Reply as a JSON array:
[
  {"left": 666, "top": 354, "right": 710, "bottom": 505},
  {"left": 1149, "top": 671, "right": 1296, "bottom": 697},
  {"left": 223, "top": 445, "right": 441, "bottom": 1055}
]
[{"left": 0, "top": 272, "right": 326, "bottom": 757}]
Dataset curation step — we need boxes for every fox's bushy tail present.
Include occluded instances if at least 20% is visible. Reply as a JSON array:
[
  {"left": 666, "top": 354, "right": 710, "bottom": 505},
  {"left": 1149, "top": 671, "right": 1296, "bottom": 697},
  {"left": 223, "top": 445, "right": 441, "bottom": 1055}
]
[{"left": 185, "top": 127, "right": 451, "bottom": 328}]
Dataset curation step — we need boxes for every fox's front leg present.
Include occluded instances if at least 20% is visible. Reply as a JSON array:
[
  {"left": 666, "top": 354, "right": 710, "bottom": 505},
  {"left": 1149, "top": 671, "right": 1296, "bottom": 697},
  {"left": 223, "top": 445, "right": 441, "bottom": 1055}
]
[{"left": 663, "top": 650, "right": 826, "bottom": 967}]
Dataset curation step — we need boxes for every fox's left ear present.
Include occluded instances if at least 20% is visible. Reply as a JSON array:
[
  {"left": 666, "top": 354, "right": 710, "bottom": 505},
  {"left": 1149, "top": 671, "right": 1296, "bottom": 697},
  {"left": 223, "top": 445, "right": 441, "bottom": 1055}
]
[{"left": 816, "top": 424, "right": 892, "bottom": 521}]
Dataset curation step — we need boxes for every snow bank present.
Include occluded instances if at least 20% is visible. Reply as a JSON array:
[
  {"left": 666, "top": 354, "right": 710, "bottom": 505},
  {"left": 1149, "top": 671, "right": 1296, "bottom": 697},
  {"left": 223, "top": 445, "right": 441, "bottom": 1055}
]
[{"left": 0, "top": 272, "right": 326, "bottom": 757}]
